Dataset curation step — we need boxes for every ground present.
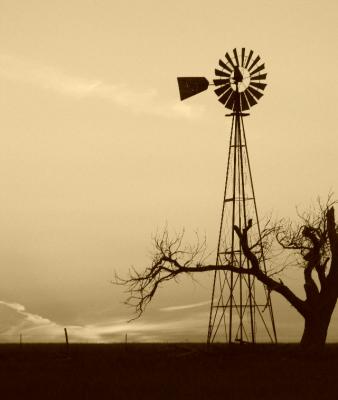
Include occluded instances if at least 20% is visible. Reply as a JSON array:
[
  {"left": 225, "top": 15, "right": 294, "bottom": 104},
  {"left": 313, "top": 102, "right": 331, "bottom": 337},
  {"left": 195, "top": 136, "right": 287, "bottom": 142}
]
[{"left": 0, "top": 343, "right": 338, "bottom": 399}]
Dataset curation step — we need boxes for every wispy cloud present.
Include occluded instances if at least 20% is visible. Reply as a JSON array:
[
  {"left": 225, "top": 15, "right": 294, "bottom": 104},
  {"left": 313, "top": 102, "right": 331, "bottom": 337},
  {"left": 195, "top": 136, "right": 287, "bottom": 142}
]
[
  {"left": 0, "top": 301, "right": 51, "bottom": 325},
  {"left": 0, "top": 300, "right": 60, "bottom": 340},
  {"left": 0, "top": 300, "right": 208, "bottom": 343},
  {"left": 0, "top": 54, "right": 205, "bottom": 120},
  {"left": 0, "top": 300, "right": 314, "bottom": 343},
  {"left": 160, "top": 300, "right": 210, "bottom": 312}
]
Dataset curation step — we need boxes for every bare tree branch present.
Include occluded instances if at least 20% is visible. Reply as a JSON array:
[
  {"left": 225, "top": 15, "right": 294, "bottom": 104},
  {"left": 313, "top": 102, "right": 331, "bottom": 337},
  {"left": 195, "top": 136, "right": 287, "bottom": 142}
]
[
  {"left": 114, "top": 230, "right": 254, "bottom": 320},
  {"left": 114, "top": 195, "right": 338, "bottom": 349}
]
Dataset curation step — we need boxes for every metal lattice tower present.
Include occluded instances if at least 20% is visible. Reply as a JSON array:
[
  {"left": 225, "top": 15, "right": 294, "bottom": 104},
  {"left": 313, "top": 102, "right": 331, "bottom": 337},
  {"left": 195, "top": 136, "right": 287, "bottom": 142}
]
[{"left": 177, "top": 48, "right": 277, "bottom": 344}]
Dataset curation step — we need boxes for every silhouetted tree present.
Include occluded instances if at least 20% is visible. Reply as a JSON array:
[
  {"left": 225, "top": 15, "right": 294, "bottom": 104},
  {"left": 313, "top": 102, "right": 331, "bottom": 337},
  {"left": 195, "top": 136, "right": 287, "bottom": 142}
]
[{"left": 116, "top": 198, "right": 338, "bottom": 351}]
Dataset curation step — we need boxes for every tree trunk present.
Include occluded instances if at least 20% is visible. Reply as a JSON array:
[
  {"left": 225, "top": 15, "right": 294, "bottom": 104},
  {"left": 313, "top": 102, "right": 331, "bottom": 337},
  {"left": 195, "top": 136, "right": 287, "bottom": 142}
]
[{"left": 300, "top": 313, "right": 331, "bottom": 351}]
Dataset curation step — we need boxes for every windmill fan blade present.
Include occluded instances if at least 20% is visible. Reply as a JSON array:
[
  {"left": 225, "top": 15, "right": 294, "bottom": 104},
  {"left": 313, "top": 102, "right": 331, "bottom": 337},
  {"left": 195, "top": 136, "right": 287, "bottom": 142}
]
[
  {"left": 215, "top": 68, "right": 230, "bottom": 77},
  {"left": 219, "top": 59, "right": 233, "bottom": 73},
  {"left": 250, "top": 81, "right": 267, "bottom": 91},
  {"left": 240, "top": 92, "right": 250, "bottom": 111},
  {"left": 241, "top": 48, "right": 245, "bottom": 67},
  {"left": 177, "top": 77, "right": 209, "bottom": 100},
  {"left": 233, "top": 48, "right": 240, "bottom": 66},
  {"left": 247, "top": 86, "right": 263, "bottom": 100},
  {"left": 213, "top": 78, "right": 229, "bottom": 86},
  {"left": 225, "top": 52, "right": 235, "bottom": 68},
  {"left": 248, "top": 55, "right": 260, "bottom": 71},
  {"left": 215, "top": 84, "right": 230, "bottom": 97},
  {"left": 218, "top": 88, "right": 232, "bottom": 104},
  {"left": 245, "top": 50, "right": 253, "bottom": 68},
  {"left": 225, "top": 91, "right": 237, "bottom": 109},
  {"left": 250, "top": 73, "right": 267, "bottom": 81},
  {"left": 244, "top": 89, "right": 257, "bottom": 107},
  {"left": 250, "top": 63, "right": 265, "bottom": 76}
]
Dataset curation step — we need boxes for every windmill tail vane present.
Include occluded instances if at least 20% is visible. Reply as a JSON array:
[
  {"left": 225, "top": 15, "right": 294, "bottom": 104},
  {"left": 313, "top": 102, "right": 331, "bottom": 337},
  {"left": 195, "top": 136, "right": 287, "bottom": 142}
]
[{"left": 177, "top": 77, "right": 209, "bottom": 100}]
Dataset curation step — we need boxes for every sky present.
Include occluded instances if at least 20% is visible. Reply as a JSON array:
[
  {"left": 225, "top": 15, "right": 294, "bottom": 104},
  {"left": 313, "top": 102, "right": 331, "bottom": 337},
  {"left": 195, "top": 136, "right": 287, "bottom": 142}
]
[{"left": 0, "top": 0, "right": 337, "bottom": 343}]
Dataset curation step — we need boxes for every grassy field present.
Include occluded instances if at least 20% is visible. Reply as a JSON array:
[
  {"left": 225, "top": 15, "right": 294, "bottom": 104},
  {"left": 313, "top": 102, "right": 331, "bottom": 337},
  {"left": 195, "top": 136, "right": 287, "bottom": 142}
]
[{"left": 0, "top": 343, "right": 338, "bottom": 399}]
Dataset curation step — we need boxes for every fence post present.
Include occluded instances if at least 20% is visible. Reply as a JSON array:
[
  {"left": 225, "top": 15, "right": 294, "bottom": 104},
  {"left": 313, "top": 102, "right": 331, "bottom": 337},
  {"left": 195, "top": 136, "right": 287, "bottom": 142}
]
[
  {"left": 64, "top": 328, "right": 69, "bottom": 355},
  {"left": 124, "top": 333, "right": 128, "bottom": 352}
]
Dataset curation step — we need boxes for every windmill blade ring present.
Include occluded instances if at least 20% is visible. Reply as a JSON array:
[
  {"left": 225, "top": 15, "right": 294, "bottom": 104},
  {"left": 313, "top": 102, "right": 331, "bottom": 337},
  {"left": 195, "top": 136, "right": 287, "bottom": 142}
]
[{"left": 213, "top": 48, "right": 267, "bottom": 111}]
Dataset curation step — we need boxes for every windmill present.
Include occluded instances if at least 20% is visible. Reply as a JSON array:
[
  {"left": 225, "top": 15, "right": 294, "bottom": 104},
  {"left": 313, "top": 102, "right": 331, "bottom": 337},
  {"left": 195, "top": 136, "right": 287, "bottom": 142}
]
[{"left": 177, "top": 48, "right": 277, "bottom": 344}]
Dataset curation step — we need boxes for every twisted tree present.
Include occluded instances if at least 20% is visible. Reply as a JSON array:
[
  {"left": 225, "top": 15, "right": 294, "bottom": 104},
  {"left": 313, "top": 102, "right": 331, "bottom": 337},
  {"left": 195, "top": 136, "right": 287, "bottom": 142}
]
[{"left": 116, "top": 199, "right": 338, "bottom": 350}]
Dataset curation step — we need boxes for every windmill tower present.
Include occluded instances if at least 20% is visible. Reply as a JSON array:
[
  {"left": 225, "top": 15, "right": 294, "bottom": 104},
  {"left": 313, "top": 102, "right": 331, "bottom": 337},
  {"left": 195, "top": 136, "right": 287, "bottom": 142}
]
[{"left": 177, "top": 48, "right": 277, "bottom": 344}]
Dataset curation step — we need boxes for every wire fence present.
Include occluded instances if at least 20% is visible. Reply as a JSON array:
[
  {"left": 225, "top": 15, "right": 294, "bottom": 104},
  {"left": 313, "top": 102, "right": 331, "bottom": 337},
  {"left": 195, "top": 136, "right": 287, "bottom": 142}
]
[
  {"left": 0, "top": 330, "right": 132, "bottom": 344},
  {"left": 0, "top": 329, "right": 94, "bottom": 344}
]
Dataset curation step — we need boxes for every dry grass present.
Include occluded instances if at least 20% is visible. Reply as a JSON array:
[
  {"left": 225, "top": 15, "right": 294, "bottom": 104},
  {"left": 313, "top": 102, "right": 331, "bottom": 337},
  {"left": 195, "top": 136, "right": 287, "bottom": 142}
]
[{"left": 0, "top": 343, "right": 338, "bottom": 399}]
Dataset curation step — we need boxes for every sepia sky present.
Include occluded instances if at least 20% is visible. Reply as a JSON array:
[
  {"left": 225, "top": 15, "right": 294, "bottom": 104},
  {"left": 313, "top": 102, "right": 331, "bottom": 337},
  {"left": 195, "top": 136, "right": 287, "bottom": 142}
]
[{"left": 0, "top": 0, "right": 337, "bottom": 343}]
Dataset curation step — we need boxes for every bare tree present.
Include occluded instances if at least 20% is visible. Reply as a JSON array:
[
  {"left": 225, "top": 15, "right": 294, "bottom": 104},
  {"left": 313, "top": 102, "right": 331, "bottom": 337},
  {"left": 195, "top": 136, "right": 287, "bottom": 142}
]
[{"left": 115, "top": 198, "right": 338, "bottom": 351}]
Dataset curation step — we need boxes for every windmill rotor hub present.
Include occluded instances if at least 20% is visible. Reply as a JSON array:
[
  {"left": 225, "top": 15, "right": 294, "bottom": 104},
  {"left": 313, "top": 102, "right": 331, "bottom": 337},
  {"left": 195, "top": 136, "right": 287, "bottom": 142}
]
[
  {"left": 231, "top": 66, "right": 250, "bottom": 92},
  {"left": 233, "top": 66, "right": 244, "bottom": 83}
]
